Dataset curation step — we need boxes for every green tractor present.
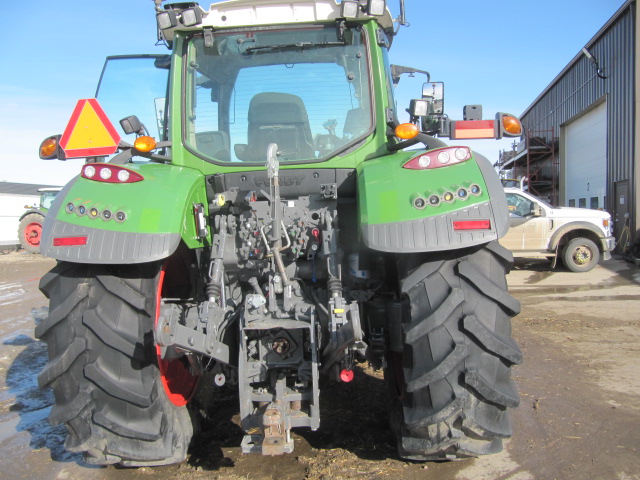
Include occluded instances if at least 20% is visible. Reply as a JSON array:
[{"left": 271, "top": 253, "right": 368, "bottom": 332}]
[{"left": 37, "top": 0, "right": 522, "bottom": 466}]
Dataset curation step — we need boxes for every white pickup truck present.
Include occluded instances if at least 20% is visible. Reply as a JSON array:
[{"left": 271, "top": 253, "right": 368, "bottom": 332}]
[{"left": 501, "top": 187, "right": 616, "bottom": 272}]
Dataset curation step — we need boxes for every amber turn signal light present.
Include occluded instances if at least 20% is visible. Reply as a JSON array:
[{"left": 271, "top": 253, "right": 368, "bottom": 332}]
[
  {"left": 39, "top": 135, "right": 63, "bottom": 160},
  {"left": 501, "top": 115, "right": 522, "bottom": 136},
  {"left": 134, "top": 136, "right": 157, "bottom": 153},
  {"left": 395, "top": 123, "right": 420, "bottom": 140}
]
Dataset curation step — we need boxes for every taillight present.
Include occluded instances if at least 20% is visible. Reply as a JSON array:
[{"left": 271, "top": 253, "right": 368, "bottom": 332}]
[
  {"left": 81, "top": 164, "right": 143, "bottom": 183},
  {"left": 403, "top": 146, "right": 472, "bottom": 170}
]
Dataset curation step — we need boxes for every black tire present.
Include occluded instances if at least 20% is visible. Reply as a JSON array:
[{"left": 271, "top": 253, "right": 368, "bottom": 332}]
[
  {"left": 36, "top": 261, "right": 197, "bottom": 466},
  {"left": 386, "top": 241, "right": 522, "bottom": 460},
  {"left": 562, "top": 237, "right": 600, "bottom": 272},
  {"left": 18, "top": 213, "right": 44, "bottom": 254}
]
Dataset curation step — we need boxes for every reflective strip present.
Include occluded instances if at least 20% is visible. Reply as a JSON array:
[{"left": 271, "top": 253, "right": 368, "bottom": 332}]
[
  {"left": 452, "top": 220, "right": 491, "bottom": 230},
  {"left": 53, "top": 236, "right": 88, "bottom": 246}
]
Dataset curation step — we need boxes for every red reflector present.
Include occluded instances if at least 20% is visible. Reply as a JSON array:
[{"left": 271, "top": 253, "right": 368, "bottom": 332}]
[
  {"left": 451, "top": 120, "right": 496, "bottom": 139},
  {"left": 340, "top": 369, "right": 354, "bottom": 383},
  {"left": 453, "top": 220, "right": 491, "bottom": 230},
  {"left": 53, "top": 236, "right": 88, "bottom": 246}
]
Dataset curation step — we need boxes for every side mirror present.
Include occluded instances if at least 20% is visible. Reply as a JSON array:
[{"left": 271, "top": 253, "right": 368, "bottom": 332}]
[
  {"left": 120, "top": 115, "right": 146, "bottom": 135},
  {"left": 422, "top": 82, "right": 444, "bottom": 114},
  {"left": 532, "top": 203, "right": 542, "bottom": 216}
]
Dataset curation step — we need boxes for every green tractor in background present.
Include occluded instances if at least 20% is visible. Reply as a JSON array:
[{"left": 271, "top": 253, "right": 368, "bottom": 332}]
[
  {"left": 18, "top": 187, "right": 61, "bottom": 253},
  {"left": 37, "top": 0, "right": 523, "bottom": 467}
]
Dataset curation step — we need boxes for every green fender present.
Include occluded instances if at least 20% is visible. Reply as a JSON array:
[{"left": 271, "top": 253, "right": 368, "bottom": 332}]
[
  {"left": 357, "top": 149, "right": 509, "bottom": 253},
  {"left": 40, "top": 163, "right": 210, "bottom": 264}
]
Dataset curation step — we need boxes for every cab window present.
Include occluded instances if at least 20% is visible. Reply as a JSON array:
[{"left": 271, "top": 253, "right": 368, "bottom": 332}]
[{"left": 507, "top": 193, "right": 535, "bottom": 217}]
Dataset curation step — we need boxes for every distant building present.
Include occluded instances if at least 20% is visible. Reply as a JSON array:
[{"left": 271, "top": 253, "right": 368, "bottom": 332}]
[{"left": 497, "top": 0, "right": 638, "bottom": 249}]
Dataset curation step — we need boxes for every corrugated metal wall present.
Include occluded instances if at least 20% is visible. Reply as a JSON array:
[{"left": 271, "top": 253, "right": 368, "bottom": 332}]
[{"left": 520, "top": 2, "right": 635, "bottom": 225}]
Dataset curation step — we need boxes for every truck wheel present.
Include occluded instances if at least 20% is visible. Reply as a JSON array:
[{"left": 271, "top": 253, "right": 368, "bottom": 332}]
[
  {"left": 386, "top": 241, "right": 522, "bottom": 460},
  {"left": 18, "top": 213, "right": 44, "bottom": 253},
  {"left": 562, "top": 237, "right": 600, "bottom": 272},
  {"left": 36, "top": 261, "right": 197, "bottom": 466}
]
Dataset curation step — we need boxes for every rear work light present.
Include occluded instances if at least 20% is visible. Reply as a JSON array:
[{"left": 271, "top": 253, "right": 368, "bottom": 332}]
[
  {"left": 403, "top": 146, "right": 472, "bottom": 170},
  {"left": 81, "top": 164, "right": 144, "bottom": 183}
]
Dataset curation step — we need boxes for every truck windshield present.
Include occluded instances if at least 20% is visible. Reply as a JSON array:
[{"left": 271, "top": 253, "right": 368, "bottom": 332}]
[{"left": 184, "top": 25, "right": 372, "bottom": 164}]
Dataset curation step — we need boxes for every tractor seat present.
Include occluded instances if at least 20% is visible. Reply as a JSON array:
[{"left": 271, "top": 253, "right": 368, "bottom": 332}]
[{"left": 238, "top": 92, "right": 315, "bottom": 162}]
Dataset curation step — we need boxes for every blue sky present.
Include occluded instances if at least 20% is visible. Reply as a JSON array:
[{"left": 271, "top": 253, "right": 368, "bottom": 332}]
[{"left": 0, "top": 0, "right": 624, "bottom": 186}]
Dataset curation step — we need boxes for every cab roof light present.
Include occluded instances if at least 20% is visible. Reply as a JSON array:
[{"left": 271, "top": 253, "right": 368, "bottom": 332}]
[
  {"left": 181, "top": 7, "right": 203, "bottom": 27},
  {"left": 341, "top": 0, "right": 386, "bottom": 18},
  {"left": 367, "top": 0, "right": 387, "bottom": 16},
  {"left": 157, "top": 10, "right": 178, "bottom": 30},
  {"left": 341, "top": 0, "right": 359, "bottom": 17},
  {"left": 81, "top": 164, "right": 144, "bottom": 183},
  {"left": 403, "top": 146, "right": 472, "bottom": 170}
]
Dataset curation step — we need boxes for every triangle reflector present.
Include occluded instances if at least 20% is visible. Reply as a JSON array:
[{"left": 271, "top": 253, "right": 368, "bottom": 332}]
[{"left": 60, "top": 99, "right": 121, "bottom": 158}]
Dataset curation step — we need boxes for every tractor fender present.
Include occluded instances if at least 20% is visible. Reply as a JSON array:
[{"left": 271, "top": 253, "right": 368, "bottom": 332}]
[
  {"left": 474, "top": 152, "right": 510, "bottom": 238},
  {"left": 19, "top": 209, "right": 45, "bottom": 222},
  {"left": 357, "top": 149, "right": 509, "bottom": 253},
  {"left": 40, "top": 165, "right": 209, "bottom": 264}
]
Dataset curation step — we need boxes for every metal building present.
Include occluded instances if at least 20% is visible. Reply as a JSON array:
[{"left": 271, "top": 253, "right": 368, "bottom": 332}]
[{"left": 497, "top": 0, "right": 638, "bottom": 250}]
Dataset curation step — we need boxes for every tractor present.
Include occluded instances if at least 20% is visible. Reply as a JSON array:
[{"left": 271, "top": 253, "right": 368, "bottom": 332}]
[{"left": 36, "top": 0, "right": 522, "bottom": 466}]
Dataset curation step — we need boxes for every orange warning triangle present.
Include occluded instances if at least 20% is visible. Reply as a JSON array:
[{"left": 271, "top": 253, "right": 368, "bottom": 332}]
[{"left": 59, "top": 99, "right": 121, "bottom": 158}]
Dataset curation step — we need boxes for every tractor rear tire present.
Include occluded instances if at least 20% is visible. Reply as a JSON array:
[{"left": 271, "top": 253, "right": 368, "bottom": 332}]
[
  {"left": 387, "top": 241, "right": 522, "bottom": 460},
  {"left": 36, "top": 261, "right": 197, "bottom": 466}
]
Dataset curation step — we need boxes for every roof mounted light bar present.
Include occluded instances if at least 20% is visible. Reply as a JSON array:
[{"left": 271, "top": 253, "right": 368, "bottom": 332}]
[
  {"left": 155, "top": 1, "right": 394, "bottom": 43},
  {"left": 157, "top": 3, "right": 205, "bottom": 31}
]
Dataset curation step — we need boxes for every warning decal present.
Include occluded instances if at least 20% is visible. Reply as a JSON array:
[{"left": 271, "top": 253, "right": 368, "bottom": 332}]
[{"left": 59, "top": 99, "right": 121, "bottom": 158}]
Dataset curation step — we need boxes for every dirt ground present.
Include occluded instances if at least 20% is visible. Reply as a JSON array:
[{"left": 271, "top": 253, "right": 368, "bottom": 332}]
[{"left": 0, "top": 251, "right": 639, "bottom": 480}]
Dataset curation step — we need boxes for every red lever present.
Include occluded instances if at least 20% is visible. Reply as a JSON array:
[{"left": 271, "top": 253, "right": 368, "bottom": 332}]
[{"left": 340, "top": 369, "right": 354, "bottom": 383}]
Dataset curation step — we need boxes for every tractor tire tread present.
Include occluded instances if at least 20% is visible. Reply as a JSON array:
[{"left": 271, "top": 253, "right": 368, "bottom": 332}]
[
  {"left": 388, "top": 241, "right": 521, "bottom": 461},
  {"left": 37, "top": 262, "right": 193, "bottom": 466}
]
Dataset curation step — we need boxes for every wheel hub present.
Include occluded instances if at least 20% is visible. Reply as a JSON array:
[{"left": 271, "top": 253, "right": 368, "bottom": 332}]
[
  {"left": 573, "top": 246, "right": 592, "bottom": 265},
  {"left": 25, "top": 222, "right": 42, "bottom": 247}
]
